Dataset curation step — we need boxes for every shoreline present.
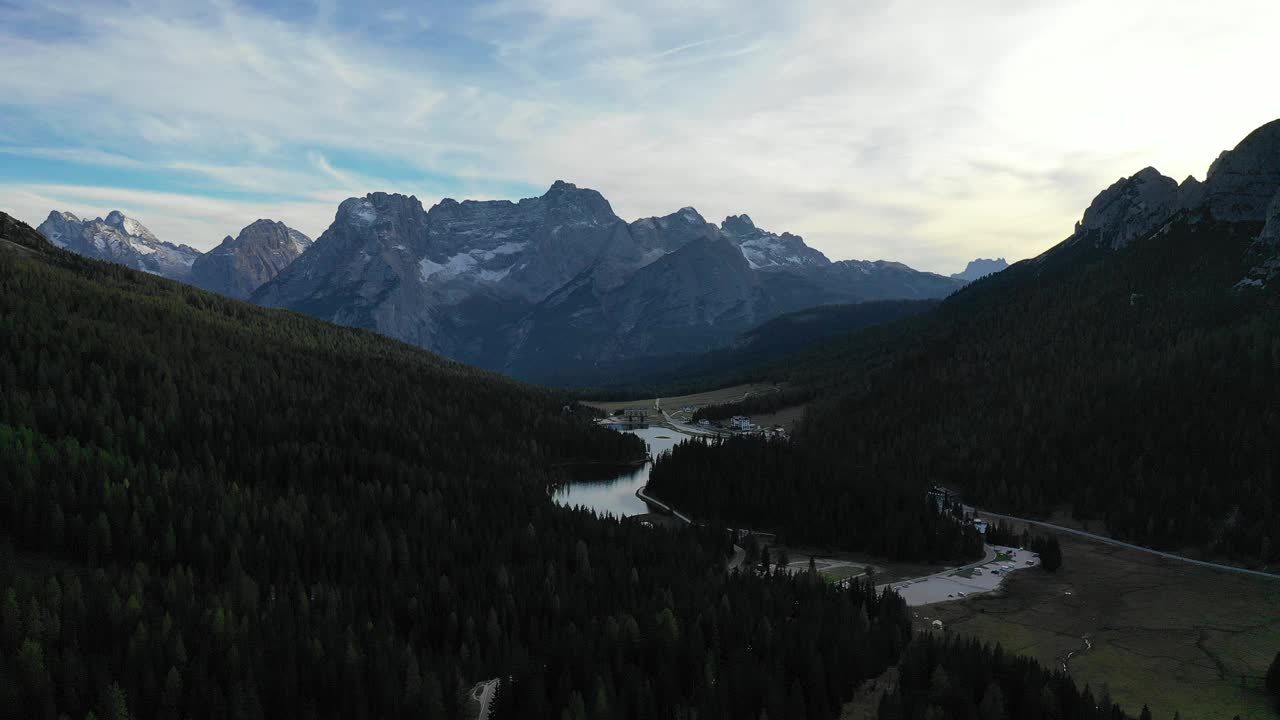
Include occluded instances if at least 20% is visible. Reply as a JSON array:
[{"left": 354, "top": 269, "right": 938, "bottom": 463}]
[{"left": 634, "top": 485, "right": 695, "bottom": 525}]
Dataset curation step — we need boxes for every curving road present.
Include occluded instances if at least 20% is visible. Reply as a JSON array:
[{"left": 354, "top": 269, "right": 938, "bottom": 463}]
[
  {"left": 969, "top": 506, "right": 1280, "bottom": 581},
  {"left": 653, "top": 397, "right": 723, "bottom": 436}
]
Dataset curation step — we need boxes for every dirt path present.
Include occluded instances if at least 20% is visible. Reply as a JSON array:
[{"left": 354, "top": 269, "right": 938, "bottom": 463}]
[{"left": 469, "top": 678, "right": 498, "bottom": 720}]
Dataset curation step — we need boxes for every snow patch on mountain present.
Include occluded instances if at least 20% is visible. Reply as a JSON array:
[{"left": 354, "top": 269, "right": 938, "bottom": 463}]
[
  {"left": 419, "top": 242, "right": 527, "bottom": 283},
  {"left": 719, "top": 214, "right": 830, "bottom": 270}
]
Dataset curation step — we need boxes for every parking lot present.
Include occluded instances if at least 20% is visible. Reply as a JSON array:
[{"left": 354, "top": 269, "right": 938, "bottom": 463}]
[{"left": 886, "top": 546, "right": 1040, "bottom": 606}]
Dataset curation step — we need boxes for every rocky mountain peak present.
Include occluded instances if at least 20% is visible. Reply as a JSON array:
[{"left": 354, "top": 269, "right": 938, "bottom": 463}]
[
  {"left": 190, "top": 219, "right": 313, "bottom": 299},
  {"left": 539, "top": 180, "right": 615, "bottom": 223},
  {"left": 1073, "top": 166, "right": 1179, "bottom": 249},
  {"left": 717, "top": 213, "right": 829, "bottom": 271},
  {"left": 36, "top": 208, "right": 199, "bottom": 278},
  {"left": 1204, "top": 118, "right": 1280, "bottom": 222},
  {"left": 720, "top": 214, "right": 757, "bottom": 237},
  {"left": 628, "top": 207, "right": 718, "bottom": 256},
  {"left": 952, "top": 257, "right": 1009, "bottom": 282},
  {"left": 101, "top": 210, "right": 160, "bottom": 243}
]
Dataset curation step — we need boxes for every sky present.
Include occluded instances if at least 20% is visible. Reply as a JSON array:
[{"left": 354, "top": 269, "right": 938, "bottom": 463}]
[{"left": 2, "top": 0, "right": 1279, "bottom": 274}]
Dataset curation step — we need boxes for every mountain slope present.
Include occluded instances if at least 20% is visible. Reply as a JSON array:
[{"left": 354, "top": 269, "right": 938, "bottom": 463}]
[
  {"left": 189, "top": 218, "right": 312, "bottom": 298},
  {"left": 551, "top": 299, "right": 939, "bottom": 394},
  {"left": 670, "top": 119, "right": 1280, "bottom": 567}
]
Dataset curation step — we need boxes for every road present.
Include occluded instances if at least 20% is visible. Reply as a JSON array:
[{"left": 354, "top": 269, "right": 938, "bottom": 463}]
[
  {"left": 636, "top": 476, "right": 747, "bottom": 570},
  {"left": 969, "top": 506, "right": 1280, "bottom": 581},
  {"left": 653, "top": 397, "right": 723, "bottom": 436}
]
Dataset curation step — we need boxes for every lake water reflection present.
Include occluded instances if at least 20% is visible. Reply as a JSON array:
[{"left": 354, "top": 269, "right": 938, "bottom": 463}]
[{"left": 553, "top": 426, "right": 689, "bottom": 518}]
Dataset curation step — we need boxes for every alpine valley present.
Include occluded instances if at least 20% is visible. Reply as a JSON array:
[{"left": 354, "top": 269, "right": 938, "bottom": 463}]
[{"left": 37, "top": 182, "right": 972, "bottom": 381}]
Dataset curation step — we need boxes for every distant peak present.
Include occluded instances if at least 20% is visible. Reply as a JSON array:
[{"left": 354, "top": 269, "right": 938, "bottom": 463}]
[
  {"left": 105, "top": 210, "right": 127, "bottom": 224},
  {"left": 951, "top": 257, "right": 1009, "bottom": 282},
  {"left": 721, "top": 214, "right": 757, "bottom": 235},
  {"left": 676, "top": 207, "right": 705, "bottom": 223},
  {"left": 548, "top": 180, "right": 578, "bottom": 192}
]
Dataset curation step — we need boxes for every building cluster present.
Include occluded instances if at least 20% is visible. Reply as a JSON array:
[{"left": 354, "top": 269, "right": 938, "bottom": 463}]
[{"left": 926, "top": 485, "right": 989, "bottom": 534}]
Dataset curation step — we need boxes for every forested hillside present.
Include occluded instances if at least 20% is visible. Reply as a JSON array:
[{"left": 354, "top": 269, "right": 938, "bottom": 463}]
[
  {"left": 0, "top": 211, "right": 936, "bottom": 720},
  {"left": 676, "top": 217, "right": 1280, "bottom": 566},
  {"left": 647, "top": 437, "right": 983, "bottom": 561}
]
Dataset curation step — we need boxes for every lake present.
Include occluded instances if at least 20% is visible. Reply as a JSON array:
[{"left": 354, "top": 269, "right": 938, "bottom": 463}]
[{"left": 553, "top": 426, "right": 690, "bottom": 518}]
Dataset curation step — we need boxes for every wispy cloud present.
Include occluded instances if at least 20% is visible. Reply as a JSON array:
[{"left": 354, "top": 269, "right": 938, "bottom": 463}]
[
  {"left": 0, "top": 146, "right": 146, "bottom": 168},
  {"left": 1, "top": 0, "right": 1279, "bottom": 272}
]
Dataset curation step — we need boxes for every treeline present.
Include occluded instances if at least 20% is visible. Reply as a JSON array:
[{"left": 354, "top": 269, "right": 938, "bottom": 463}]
[
  {"left": 984, "top": 521, "right": 1063, "bottom": 572},
  {"left": 691, "top": 388, "right": 816, "bottom": 423},
  {"left": 879, "top": 634, "right": 1133, "bottom": 719},
  {"left": 0, "top": 213, "right": 912, "bottom": 720},
  {"left": 647, "top": 437, "right": 984, "bottom": 562}
]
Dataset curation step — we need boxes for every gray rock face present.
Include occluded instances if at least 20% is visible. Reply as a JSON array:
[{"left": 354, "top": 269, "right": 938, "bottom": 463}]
[
  {"left": 1260, "top": 188, "right": 1280, "bottom": 245},
  {"left": 1072, "top": 167, "right": 1179, "bottom": 249},
  {"left": 1204, "top": 119, "right": 1280, "bottom": 222},
  {"left": 628, "top": 207, "right": 718, "bottom": 255},
  {"left": 252, "top": 182, "right": 962, "bottom": 379},
  {"left": 37, "top": 210, "right": 200, "bottom": 278},
  {"left": 189, "top": 219, "right": 312, "bottom": 299},
  {"left": 951, "top": 258, "right": 1009, "bottom": 282},
  {"left": 719, "top": 214, "right": 831, "bottom": 270},
  {"left": 1241, "top": 188, "right": 1280, "bottom": 287},
  {"left": 815, "top": 260, "right": 963, "bottom": 301}
]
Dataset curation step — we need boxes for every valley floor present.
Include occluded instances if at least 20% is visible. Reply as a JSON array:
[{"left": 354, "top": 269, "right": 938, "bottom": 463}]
[
  {"left": 925, "top": 532, "right": 1280, "bottom": 720},
  {"left": 584, "top": 382, "right": 782, "bottom": 428}
]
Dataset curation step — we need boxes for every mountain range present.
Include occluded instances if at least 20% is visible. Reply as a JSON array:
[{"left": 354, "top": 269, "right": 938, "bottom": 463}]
[
  {"left": 37, "top": 182, "right": 978, "bottom": 380},
  {"left": 37, "top": 210, "right": 203, "bottom": 280},
  {"left": 950, "top": 257, "right": 1008, "bottom": 281}
]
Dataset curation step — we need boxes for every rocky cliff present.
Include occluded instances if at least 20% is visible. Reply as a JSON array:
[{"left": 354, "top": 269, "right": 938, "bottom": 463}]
[{"left": 189, "top": 219, "right": 311, "bottom": 299}]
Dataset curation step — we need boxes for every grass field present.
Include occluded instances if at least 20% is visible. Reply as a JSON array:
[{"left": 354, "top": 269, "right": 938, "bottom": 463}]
[
  {"left": 929, "top": 535, "right": 1280, "bottom": 719},
  {"left": 818, "top": 565, "right": 870, "bottom": 583},
  {"left": 584, "top": 383, "right": 782, "bottom": 420},
  {"left": 746, "top": 403, "right": 809, "bottom": 430}
]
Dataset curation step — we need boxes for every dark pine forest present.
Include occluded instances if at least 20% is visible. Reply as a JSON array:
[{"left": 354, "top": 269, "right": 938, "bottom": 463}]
[{"left": 0, "top": 213, "right": 1125, "bottom": 720}]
